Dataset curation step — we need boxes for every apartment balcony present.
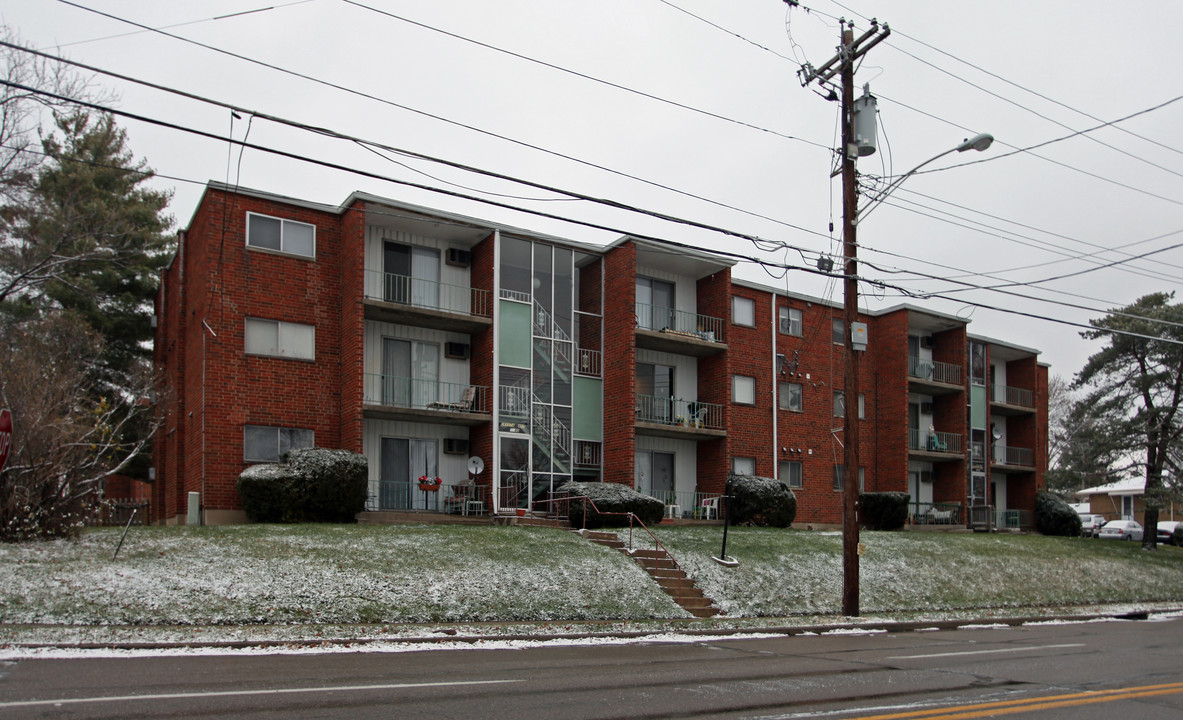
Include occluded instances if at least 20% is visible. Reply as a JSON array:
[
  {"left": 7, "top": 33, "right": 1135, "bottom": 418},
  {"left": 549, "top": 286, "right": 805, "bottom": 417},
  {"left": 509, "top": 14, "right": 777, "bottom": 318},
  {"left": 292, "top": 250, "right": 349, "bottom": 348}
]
[
  {"left": 634, "top": 303, "right": 727, "bottom": 357},
  {"left": 363, "top": 271, "right": 492, "bottom": 334},
  {"left": 908, "top": 427, "right": 963, "bottom": 460},
  {"left": 635, "top": 394, "right": 726, "bottom": 440},
  {"left": 990, "top": 385, "right": 1037, "bottom": 416},
  {"left": 992, "top": 444, "right": 1036, "bottom": 472},
  {"left": 907, "top": 356, "right": 963, "bottom": 395},
  {"left": 362, "top": 374, "right": 490, "bottom": 426}
]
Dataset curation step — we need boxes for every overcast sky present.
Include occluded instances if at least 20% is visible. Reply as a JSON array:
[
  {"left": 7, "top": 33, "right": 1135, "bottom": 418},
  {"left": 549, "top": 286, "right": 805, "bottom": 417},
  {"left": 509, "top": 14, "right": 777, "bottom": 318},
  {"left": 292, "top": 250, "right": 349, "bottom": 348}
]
[{"left": 5, "top": 0, "right": 1182, "bottom": 379}]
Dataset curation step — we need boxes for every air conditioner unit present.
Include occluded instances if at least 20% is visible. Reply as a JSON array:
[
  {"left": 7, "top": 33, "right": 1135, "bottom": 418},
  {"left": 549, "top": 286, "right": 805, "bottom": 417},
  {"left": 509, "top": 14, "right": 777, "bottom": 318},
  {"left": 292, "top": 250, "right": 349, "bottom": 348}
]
[
  {"left": 920, "top": 402, "right": 934, "bottom": 415},
  {"left": 919, "top": 336, "right": 933, "bottom": 349},
  {"left": 445, "top": 342, "right": 470, "bottom": 359},
  {"left": 445, "top": 248, "right": 471, "bottom": 268},
  {"left": 443, "top": 438, "right": 468, "bottom": 455}
]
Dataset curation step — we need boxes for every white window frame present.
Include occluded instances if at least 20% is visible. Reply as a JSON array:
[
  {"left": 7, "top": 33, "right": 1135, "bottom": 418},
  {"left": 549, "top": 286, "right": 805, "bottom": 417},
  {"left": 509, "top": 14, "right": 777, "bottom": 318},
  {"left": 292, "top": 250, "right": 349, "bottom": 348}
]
[
  {"left": 732, "top": 295, "right": 755, "bottom": 327},
  {"left": 779, "top": 460, "right": 803, "bottom": 488},
  {"left": 778, "top": 306, "right": 802, "bottom": 336},
  {"left": 244, "top": 425, "right": 314, "bottom": 463},
  {"left": 732, "top": 374, "right": 756, "bottom": 405},
  {"left": 732, "top": 457, "right": 756, "bottom": 476},
  {"left": 245, "top": 318, "right": 315, "bottom": 360},
  {"left": 833, "top": 391, "right": 865, "bottom": 419},
  {"left": 834, "top": 465, "right": 865, "bottom": 492},
  {"left": 246, "top": 212, "right": 316, "bottom": 258},
  {"left": 779, "top": 381, "right": 803, "bottom": 412}
]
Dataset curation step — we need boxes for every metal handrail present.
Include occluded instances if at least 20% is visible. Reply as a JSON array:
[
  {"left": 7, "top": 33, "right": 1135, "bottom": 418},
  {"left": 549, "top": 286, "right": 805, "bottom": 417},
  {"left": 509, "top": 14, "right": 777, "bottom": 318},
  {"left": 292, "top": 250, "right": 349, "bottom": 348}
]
[{"left": 535, "top": 494, "right": 686, "bottom": 577}]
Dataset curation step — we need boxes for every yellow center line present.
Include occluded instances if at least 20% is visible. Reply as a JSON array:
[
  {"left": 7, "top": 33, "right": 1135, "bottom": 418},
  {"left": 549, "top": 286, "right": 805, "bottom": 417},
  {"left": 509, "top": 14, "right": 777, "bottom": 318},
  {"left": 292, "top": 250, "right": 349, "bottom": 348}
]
[{"left": 839, "top": 681, "right": 1183, "bottom": 720}]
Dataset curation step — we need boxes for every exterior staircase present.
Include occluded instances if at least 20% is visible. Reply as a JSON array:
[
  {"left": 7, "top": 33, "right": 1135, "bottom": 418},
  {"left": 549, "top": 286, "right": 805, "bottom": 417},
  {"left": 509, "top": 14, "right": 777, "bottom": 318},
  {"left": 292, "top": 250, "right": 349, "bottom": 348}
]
[{"left": 576, "top": 529, "right": 721, "bottom": 618}]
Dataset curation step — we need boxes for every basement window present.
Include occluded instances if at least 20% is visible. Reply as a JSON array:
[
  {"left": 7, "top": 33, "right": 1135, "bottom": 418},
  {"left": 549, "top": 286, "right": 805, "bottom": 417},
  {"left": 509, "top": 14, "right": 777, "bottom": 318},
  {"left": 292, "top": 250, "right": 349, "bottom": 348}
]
[{"left": 247, "top": 212, "right": 316, "bottom": 258}]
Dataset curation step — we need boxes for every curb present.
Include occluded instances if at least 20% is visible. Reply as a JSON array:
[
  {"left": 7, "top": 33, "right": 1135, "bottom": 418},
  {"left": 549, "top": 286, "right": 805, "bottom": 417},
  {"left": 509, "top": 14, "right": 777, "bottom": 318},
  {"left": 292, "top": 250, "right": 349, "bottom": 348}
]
[{"left": 3, "top": 608, "right": 1175, "bottom": 652}]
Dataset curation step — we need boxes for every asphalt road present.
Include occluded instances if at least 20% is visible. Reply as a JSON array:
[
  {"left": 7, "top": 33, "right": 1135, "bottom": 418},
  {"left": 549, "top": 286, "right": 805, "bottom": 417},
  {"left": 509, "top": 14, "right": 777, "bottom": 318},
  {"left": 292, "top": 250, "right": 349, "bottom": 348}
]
[{"left": 2, "top": 616, "right": 1182, "bottom": 719}]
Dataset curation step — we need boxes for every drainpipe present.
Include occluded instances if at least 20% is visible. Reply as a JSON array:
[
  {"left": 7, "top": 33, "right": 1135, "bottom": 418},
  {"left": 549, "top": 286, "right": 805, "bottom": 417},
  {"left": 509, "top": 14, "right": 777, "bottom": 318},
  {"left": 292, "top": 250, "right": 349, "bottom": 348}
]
[{"left": 201, "top": 319, "right": 217, "bottom": 526}]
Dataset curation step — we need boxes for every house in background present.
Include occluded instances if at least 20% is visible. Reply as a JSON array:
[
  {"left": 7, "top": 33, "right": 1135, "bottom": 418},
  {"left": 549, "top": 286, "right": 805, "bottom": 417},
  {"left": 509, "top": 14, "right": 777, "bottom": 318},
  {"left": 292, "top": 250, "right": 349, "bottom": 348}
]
[
  {"left": 1074, "top": 478, "right": 1180, "bottom": 525},
  {"left": 152, "top": 183, "right": 1048, "bottom": 528}
]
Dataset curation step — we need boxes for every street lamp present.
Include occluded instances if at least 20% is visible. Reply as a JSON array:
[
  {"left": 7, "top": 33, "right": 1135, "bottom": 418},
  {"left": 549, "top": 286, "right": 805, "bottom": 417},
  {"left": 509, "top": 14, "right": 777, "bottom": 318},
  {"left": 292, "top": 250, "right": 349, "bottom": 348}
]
[
  {"left": 857, "top": 133, "right": 994, "bottom": 223},
  {"left": 839, "top": 131, "right": 993, "bottom": 617}
]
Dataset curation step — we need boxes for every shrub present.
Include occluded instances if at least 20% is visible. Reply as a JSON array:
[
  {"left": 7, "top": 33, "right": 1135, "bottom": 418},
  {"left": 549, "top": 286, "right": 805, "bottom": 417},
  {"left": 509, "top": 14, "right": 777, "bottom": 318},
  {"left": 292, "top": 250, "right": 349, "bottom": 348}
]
[
  {"left": 728, "top": 475, "right": 796, "bottom": 528},
  {"left": 236, "top": 447, "right": 368, "bottom": 523},
  {"left": 860, "top": 492, "right": 909, "bottom": 530},
  {"left": 1171, "top": 525, "right": 1183, "bottom": 547},
  {"left": 1035, "top": 492, "right": 1082, "bottom": 537},
  {"left": 558, "top": 481, "right": 664, "bottom": 529}
]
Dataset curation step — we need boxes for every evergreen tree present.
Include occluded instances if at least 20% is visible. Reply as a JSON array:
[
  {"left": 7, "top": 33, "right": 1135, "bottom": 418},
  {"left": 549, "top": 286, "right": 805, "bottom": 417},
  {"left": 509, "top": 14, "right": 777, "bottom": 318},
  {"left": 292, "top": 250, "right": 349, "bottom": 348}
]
[{"left": 1076, "top": 292, "right": 1183, "bottom": 550}]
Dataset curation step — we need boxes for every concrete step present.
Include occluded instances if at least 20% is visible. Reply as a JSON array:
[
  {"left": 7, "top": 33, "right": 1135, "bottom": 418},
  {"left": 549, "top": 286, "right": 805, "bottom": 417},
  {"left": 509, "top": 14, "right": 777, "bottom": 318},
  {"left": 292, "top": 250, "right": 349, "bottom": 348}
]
[
  {"left": 674, "top": 596, "right": 716, "bottom": 610},
  {"left": 685, "top": 605, "right": 722, "bottom": 618},
  {"left": 654, "top": 576, "right": 696, "bottom": 591}
]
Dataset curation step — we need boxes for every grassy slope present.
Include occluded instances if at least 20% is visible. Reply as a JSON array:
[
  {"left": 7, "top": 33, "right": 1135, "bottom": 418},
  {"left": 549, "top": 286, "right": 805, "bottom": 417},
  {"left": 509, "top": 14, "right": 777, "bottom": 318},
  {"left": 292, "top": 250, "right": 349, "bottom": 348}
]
[{"left": 2, "top": 524, "right": 1182, "bottom": 627}]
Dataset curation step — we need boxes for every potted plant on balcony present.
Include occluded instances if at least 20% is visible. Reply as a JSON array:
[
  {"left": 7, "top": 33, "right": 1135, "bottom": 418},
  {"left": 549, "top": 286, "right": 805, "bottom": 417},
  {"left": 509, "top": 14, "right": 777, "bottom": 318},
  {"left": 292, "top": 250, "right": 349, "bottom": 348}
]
[{"left": 418, "top": 475, "right": 442, "bottom": 492}]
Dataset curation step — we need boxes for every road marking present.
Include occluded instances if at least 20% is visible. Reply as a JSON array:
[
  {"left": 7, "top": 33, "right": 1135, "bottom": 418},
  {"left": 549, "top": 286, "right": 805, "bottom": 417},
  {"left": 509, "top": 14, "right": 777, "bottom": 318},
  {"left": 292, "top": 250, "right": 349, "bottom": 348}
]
[
  {"left": 834, "top": 681, "right": 1183, "bottom": 720},
  {"left": 0, "top": 678, "right": 522, "bottom": 709},
  {"left": 886, "top": 643, "right": 1084, "bottom": 660}
]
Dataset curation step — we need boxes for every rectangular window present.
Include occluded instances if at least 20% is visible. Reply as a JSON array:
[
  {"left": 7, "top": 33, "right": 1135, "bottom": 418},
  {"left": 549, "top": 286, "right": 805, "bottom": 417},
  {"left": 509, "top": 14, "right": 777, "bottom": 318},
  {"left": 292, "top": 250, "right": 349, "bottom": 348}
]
[
  {"left": 246, "top": 212, "right": 315, "bottom": 258},
  {"left": 245, "top": 318, "right": 315, "bottom": 360},
  {"left": 732, "top": 457, "right": 756, "bottom": 476},
  {"left": 779, "top": 382, "right": 802, "bottom": 412},
  {"left": 834, "top": 465, "right": 866, "bottom": 491},
  {"left": 733, "top": 375, "right": 756, "bottom": 405},
  {"left": 833, "top": 391, "right": 865, "bottom": 418},
  {"left": 778, "top": 306, "right": 802, "bottom": 336},
  {"left": 832, "top": 318, "right": 845, "bottom": 345},
  {"left": 732, "top": 296, "right": 755, "bottom": 327},
  {"left": 779, "top": 460, "right": 803, "bottom": 488},
  {"left": 244, "top": 425, "right": 314, "bottom": 463},
  {"left": 970, "top": 342, "right": 987, "bottom": 386}
]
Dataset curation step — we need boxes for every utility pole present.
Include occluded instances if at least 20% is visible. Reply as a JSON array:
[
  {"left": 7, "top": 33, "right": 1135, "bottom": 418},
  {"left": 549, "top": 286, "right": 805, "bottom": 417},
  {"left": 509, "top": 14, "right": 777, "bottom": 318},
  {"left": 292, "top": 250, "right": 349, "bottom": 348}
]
[{"left": 799, "top": 18, "right": 890, "bottom": 617}]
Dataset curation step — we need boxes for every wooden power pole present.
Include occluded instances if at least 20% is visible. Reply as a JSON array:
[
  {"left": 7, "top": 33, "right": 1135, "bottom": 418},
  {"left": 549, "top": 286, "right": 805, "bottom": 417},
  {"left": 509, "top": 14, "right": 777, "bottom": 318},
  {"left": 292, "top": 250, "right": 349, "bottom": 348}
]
[{"left": 799, "top": 18, "right": 890, "bottom": 618}]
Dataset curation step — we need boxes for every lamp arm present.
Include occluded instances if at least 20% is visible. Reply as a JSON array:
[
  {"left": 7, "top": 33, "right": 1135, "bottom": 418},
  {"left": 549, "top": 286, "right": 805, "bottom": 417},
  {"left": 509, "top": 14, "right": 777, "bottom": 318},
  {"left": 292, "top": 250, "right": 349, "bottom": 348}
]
[{"left": 856, "top": 146, "right": 957, "bottom": 223}]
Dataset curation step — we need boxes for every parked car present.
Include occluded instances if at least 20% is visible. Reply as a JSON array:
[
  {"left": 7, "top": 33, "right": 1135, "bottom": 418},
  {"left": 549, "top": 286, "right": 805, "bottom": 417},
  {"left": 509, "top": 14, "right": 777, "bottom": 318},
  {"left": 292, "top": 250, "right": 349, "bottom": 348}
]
[
  {"left": 1099, "top": 519, "right": 1144, "bottom": 541},
  {"left": 1156, "top": 521, "right": 1183, "bottom": 546},
  {"left": 1078, "top": 514, "right": 1106, "bottom": 537}
]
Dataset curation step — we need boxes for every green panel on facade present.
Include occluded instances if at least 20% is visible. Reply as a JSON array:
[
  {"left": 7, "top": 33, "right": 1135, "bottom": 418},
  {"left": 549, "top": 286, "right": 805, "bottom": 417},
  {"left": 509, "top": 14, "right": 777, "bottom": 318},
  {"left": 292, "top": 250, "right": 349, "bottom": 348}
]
[
  {"left": 500, "top": 300, "right": 531, "bottom": 368},
  {"left": 573, "top": 376, "right": 603, "bottom": 441},
  {"left": 970, "top": 385, "right": 987, "bottom": 429}
]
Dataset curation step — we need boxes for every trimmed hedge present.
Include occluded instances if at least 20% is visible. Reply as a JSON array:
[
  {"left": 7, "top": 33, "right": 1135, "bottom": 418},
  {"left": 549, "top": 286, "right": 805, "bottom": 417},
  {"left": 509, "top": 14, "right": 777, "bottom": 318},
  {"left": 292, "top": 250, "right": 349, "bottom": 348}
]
[
  {"left": 558, "top": 481, "right": 664, "bottom": 529},
  {"left": 860, "top": 492, "right": 909, "bottom": 530},
  {"left": 237, "top": 447, "right": 368, "bottom": 523},
  {"left": 728, "top": 475, "right": 796, "bottom": 528},
  {"left": 1035, "top": 492, "right": 1082, "bottom": 537}
]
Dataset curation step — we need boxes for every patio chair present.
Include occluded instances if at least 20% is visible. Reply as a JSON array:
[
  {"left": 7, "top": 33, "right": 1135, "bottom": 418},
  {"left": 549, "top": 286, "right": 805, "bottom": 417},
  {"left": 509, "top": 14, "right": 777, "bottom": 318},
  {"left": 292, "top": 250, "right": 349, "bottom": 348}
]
[
  {"left": 699, "top": 497, "right": 719, "bottom": 520},
  {"left": 429, "top": 386, "right": 476, "bottom": 412}
]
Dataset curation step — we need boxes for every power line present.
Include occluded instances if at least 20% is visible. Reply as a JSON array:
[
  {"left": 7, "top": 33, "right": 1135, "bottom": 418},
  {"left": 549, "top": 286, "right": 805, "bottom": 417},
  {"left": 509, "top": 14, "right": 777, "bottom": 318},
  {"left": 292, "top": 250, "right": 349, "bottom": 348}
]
[
  {"left": 338, "top": 0, "right": 831, "bottom": 150},
  {"left": 47, "top": 1, "right": 839, "bottom": 248}
]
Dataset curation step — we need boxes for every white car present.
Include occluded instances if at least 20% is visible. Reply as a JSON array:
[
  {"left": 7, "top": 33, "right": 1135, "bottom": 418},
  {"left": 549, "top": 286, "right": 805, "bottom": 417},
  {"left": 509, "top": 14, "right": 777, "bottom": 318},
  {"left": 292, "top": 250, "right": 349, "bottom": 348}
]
[
  {"left": 1099, "top": 519, "right": 1144, "bottom": 541},
  {"left": 1078, "top": 514, "right": 1106, "bottom": 537},
  {"left": 1157, "top": 521, "right": 1183, "bottom": 546}
]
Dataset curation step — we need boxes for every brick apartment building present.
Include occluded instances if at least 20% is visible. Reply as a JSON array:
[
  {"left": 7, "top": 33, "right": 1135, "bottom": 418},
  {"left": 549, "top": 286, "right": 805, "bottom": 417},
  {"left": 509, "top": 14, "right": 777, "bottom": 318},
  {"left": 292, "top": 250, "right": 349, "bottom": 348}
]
[{"left": 152, "top": 183, "right": 1048, "bottom": 528}]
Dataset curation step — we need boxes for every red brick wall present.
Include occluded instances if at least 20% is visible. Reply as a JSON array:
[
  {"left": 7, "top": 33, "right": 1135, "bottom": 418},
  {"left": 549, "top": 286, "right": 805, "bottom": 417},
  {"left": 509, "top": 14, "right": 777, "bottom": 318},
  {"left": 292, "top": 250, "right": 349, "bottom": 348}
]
[
  {"left": 696, "top": 270, "right": 732, "bottom": 494},
  {"left": 469, "top": 232, "right": 496, "bottom": 497},
  {"left": 870, "top": 309, "right": 910, "bottom": 495},
  {"left": 337, "top": 200, "right": 366, "bottom": 454},
  {"left": 602, "top": 243, "right": 637, "bottom": 486},
  {"left": 168, "top": 189, "right": 346, "bottom": 519}
]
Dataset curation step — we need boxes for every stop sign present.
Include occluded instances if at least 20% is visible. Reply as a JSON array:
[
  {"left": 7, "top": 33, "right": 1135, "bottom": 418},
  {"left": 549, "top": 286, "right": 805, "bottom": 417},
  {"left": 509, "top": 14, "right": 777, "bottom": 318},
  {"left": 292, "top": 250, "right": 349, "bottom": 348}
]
[{"left": 0, "top": 408, "right": 11, "bottom": 473}]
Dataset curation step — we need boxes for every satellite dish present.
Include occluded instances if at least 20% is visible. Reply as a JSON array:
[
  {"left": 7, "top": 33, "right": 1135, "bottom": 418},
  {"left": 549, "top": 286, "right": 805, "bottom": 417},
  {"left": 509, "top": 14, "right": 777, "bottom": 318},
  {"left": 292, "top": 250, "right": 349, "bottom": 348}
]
[
  {"left": 467, "top": 456, "right": 484, "bottom": 476},
  {"left": 991, "top": 424, "right": 1002, "bottom": 441}
]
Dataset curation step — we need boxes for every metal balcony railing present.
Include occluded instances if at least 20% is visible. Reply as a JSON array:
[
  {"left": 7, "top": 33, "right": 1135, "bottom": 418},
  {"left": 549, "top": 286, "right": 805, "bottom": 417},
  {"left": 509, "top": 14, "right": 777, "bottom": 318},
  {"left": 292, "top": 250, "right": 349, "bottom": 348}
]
[
  {"left": 575, "top": 348, "right": 602, "bottom": 377},
  {"left": 996, "top": 385, "right": 1035, "bottom": 408},
  {"left": 367, "top": 482, "right": 489, "bottom": 515},
  {"left": 909, "top": 428, "right": 962, "bottom": 454},
  {"left": 636, "top": 490, "right": 725, "bottom": 520},
  {"left": 908, "top": 356, "right": 962, "bottom": 385},
  {"left": 910, "top": 502, "right": 962, "bottom": 525},
  {"left": 994, "top": 444, "right": 1035, "bottom": 467},
  {"left": 363, "top": 374, "right": 490, "bottom": 414},
  {"left": 635, "top": 302, "right": 723, "bottom": 342},
  {"left": 365, "top": 270, "right": 491, "bottom": 317},
  {"left": 635, "top": 394, "right": 724, "bottom": 430}
]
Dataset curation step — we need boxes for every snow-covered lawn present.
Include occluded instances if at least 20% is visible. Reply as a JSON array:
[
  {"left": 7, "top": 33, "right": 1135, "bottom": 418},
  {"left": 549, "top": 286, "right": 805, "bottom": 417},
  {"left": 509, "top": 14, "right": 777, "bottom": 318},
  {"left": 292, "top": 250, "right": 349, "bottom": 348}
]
[
  {"left": 659, "top": 526, "right": 1183, "bottom": 617},
  {"left": 3, "top": 523, "right": 1182, "bottom": 650},
  {"left": 0, "top": 524, "right": 682, "bottom": 627}
]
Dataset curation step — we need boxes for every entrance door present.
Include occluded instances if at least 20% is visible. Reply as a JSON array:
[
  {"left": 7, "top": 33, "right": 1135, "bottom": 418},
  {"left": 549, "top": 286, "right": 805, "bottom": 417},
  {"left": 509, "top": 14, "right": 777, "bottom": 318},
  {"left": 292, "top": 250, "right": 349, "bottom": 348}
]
[
  {"left": 651, "top": 452, "right": 675, "bottom": 504},
  {"left": 383, "top": 242, "right": 440, "bottom": 308},
  {"left": 382, "top": 338, "right": 411, "bottom": 407},
  {"left": 380, "top": 437, "right": 409, "bottom": 509}
]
